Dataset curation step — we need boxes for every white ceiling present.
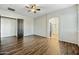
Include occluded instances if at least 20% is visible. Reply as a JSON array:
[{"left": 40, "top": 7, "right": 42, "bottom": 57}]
[{"left": 0, "top": 4, "right": 74, "bottom": 18}]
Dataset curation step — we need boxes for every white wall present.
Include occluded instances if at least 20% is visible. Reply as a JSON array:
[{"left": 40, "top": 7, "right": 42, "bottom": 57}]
[
  {"left": 34, "top": 15, "right": 47, "bottom": 37},
  {"left": 34, "top": 5, "right": 78, "bottom": 44},
  {"left": 0, "top": 9, "right": 34, "bottom": 37},
  {"left": 24, "top": 18, "right": 34, "bottom": 36}
]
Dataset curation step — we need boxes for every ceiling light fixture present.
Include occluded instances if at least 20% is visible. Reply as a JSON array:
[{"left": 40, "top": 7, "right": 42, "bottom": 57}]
[{"left": 25, "top": 4, "right": 40, "bottom": 13}]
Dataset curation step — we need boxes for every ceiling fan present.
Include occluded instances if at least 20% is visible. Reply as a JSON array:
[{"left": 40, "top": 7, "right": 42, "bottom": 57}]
[{"left": 25, "top": 4, "right": 40, "bottom": 13}]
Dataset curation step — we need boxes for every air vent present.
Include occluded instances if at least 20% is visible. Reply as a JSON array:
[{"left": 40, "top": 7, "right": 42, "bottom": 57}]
[{"left": 8, "top": 7, "right": 15, "bottom": 11}]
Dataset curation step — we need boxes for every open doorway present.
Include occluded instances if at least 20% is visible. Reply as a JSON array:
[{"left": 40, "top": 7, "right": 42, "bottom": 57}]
[
  {"left": 17, "top": 19, "right": 24, "bottom": 39},
  {"left": 49, "top": 17, "right": 59, "bottom": 39}
]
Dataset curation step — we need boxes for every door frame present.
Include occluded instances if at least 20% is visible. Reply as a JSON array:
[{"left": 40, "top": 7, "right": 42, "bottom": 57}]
[
  {"left": 17, "top": 19, "right": 24, "bottom": 39},
  {"left": 48, "top": 17, "right": 60, "bottom": 39}
]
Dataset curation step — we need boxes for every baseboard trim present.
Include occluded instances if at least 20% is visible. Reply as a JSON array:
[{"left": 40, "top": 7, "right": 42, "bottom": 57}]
[
  {"left": 33, "top": 34, "right": 48, "bottom": 38},
  {"left": 1, "top": 36, "right": 17, "bottom": 38},
  {"left": 59, "top": 40, "right": 78, "bottom": 45}
]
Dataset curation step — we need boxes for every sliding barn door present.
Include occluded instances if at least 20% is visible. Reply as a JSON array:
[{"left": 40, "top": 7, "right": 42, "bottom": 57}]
[{"left": 17, "top": 19, "right": 24, "bottom": 39}]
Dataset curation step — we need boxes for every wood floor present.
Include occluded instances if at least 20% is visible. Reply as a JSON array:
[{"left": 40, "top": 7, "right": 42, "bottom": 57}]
[{"left": 0, "top": 35, "right": 79, "bottom": 55}]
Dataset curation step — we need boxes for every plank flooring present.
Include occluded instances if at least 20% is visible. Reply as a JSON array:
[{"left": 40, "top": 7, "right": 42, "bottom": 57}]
[
  {"left": 0, "top": 35, "right": 79, "bottom": 55},
  {"left": 59, "top": 41, "right": 79, "bottom": 55}
]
